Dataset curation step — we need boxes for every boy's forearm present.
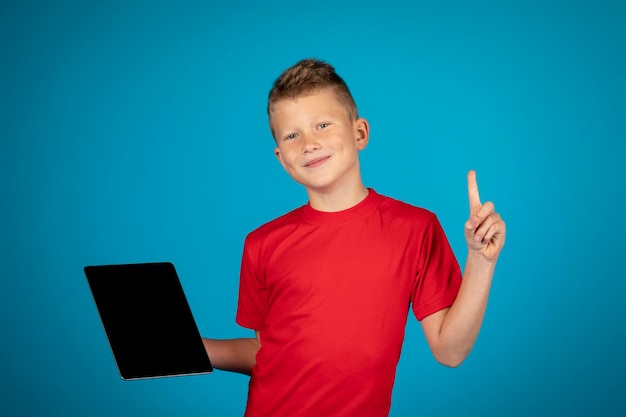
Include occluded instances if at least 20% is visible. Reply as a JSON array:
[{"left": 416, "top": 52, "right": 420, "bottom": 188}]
[
  {"left": 430, "top": 169, "right": 505, "bottom": 366},
  {"left": 202, "top": 337, "right": 260, "bottom": 376},
  {"left": 436, "top": 253, "right": 496, "bottom": 366}
]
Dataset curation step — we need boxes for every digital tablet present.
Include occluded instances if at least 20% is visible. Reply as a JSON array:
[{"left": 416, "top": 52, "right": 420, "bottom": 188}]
[{"left": 85, "top": 262, "right": 213, "bottom": 380}]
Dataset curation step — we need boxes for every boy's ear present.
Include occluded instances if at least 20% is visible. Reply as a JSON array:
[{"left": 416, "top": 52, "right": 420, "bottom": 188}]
[
  {"left": 274, "top": 147, "right": 286, "bottom": 168},
  {"left": 354, "top": 118, "right": 370, "bottom": 150}
]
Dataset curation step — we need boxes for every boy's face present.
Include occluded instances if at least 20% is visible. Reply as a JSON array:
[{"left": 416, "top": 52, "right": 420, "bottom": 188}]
[{"left": 270, "top": 88, "right": 369, "bottom": 194}]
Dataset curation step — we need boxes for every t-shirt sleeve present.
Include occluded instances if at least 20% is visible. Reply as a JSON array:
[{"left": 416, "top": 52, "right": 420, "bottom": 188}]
[
  {"left": 411, "top": 215, "right": 462, "bottom": 321},
  {"left": 235, "top": 234, "right": 268, "bottom": 331}
]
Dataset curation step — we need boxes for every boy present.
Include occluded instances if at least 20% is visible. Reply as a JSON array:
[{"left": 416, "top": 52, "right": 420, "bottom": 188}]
[{"left": 203, "top": 59, "right": 506, "bottom": 417}]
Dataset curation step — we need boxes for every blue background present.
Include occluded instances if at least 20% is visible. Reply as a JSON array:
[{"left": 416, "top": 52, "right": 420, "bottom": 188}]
[{"left": 2, "top": 1, "right": 625, "bottom": 416}]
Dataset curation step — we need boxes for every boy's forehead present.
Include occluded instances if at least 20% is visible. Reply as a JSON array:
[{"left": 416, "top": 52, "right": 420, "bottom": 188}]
[{"left": 269, "top": 88, "right": 347, "bottom": 118}]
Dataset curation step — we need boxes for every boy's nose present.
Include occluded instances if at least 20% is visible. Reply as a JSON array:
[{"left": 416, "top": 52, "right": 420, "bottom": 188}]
[{"left": 301, "top": 133, "right": 321, "bottom": 153}]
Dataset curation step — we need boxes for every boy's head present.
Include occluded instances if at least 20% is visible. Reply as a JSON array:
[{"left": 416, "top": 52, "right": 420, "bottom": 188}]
[
  {"left": 267, "top": 59, "right": 358, "bottom": 138},
  {"left": 268, "top": 59, "right": 370, "bottom": 197}
]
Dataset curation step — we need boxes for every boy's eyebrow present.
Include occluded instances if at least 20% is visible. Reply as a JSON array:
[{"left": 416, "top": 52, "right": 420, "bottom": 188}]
[{"left": 274, "top": 116, "right": 335, "bottom": 133}]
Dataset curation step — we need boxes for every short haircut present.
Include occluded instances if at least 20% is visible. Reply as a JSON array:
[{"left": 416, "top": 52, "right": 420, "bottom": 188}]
[{"left": 267, "top": 59, "right": 358, "bottom": 121}]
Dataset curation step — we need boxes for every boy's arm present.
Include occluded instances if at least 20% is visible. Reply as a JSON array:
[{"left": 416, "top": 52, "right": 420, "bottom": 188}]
[
  {"left": 421, "top": 170, "right": 506, "bottom": 367},
  {"left": 202, "top": 331, "right": 261, "bottom": 376}
]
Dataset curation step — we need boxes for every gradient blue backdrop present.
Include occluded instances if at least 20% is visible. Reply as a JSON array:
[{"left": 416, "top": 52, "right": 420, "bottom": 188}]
[{"left": 2, "top": 1, "right": 625, "bottom": 416}]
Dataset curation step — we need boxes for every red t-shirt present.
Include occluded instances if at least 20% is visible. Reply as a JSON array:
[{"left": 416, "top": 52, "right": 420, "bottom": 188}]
[{"left": 236, "top": 189, "right": 462, "bottom": 417}]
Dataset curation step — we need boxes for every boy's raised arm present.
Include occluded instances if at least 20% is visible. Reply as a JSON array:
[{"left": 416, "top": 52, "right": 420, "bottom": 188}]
[
  {"left": 202, "top": 331, "right": 261, "bottom": 376},
  {"left": 421, "top": 170, "right": 506, "bottom": 367}
]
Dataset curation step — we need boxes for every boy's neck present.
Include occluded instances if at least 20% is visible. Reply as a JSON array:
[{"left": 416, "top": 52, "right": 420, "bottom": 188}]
[{"left": 306, "top": 183, "right": 369, "bottom": 212}]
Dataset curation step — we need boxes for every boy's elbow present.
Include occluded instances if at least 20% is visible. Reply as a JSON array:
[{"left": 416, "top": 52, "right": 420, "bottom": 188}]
[
  {"left": 433, "top": 349, "right": 470, "bottom": 368},
  {"left": 436, "top": 356, "right": 464, "bottom": 368}
]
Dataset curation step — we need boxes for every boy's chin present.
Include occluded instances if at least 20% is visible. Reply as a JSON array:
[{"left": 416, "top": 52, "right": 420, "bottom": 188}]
[{"left": 300, "top": 181, "right": 341, "bottom": 194}]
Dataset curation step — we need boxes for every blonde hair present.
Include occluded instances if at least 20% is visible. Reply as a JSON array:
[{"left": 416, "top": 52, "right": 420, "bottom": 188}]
[{"left": 267, "top": 59, "right": 358, "bottom": 120}]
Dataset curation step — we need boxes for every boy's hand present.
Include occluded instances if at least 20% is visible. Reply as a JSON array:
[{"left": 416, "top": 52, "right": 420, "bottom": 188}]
[{"left": 464, "top": 170, "right": 506, "bottom": 262}]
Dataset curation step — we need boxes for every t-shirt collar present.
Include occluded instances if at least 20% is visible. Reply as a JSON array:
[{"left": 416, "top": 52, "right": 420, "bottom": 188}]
[{"left": 299, "top": 188, "right": 382, "bottom": 225}]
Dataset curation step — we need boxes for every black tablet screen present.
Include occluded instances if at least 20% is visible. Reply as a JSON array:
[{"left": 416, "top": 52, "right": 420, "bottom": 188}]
[{"left": 85, "top": 262, "right": 212, "bottom": 379}]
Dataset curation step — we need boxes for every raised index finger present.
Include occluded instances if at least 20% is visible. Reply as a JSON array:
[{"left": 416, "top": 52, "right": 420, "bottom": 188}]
[{"left": 467, "top": 170, "right": 481, "bottom": 214}]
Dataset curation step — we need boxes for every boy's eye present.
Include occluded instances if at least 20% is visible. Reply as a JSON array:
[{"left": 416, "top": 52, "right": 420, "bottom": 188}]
[
  {"left": 286, "top": 133, "right": 298, "bottom": 140},
  {"left": 319, "top": 123, "right": 329, "bottom": 129}
]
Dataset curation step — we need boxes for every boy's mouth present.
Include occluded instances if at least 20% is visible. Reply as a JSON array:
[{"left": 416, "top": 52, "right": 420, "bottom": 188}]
[{"left": 304, "top": 156, "right": 330, "bottom": 168}]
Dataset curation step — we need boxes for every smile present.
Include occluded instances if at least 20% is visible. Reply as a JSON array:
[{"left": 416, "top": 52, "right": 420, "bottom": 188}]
[{"left": 304, "top": 156, "right": 330, "bottom": 168}]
